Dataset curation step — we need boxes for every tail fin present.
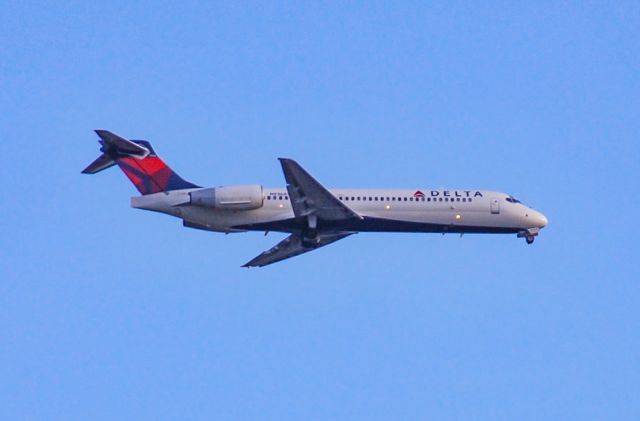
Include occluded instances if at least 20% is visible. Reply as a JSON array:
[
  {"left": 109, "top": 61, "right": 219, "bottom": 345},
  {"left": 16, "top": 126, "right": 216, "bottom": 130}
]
[{"left": 82, "top": 130, "right": 199, "bottom": 195}]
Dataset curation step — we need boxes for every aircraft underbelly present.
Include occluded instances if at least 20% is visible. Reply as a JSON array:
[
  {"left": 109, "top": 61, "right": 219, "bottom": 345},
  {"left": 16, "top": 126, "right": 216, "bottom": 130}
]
[
  {"left": 360, "top": 209, "right": 510, "bottom": 228},
  {"left": 230, "top": 212, "right": 520, "bottom": 234}
]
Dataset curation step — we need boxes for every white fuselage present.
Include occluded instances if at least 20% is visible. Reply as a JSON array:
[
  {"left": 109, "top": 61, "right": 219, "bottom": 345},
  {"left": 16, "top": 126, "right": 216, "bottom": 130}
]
[
  {"left": 84, "top": 130, "right": 548, "bottom": 266},
  {"left": 131, "top": 187, "right": 548, "bottom": 235}
]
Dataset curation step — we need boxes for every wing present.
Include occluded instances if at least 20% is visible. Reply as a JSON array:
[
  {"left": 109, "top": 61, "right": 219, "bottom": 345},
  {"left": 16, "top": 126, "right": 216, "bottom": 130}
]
[
  {"left": 242, "top": 232, "right": 353, "bottom": 268},
  {"left": 279, "top": 158, "right": 362, "bottom": 221},
  {"left": 243, "top": 159, "right": 359, "bottom": 267}
]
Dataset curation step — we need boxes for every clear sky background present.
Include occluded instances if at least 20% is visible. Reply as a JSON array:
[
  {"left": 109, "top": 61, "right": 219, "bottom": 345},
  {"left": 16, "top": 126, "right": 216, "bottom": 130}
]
[{"left": 1, "top": 1, "right": 639, "bottom": 419}]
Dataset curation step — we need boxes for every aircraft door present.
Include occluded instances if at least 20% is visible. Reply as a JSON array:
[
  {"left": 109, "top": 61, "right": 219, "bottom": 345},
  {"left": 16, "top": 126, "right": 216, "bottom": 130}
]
[{"left": 490, "top": 197, "right": 500, "bottom": 214}]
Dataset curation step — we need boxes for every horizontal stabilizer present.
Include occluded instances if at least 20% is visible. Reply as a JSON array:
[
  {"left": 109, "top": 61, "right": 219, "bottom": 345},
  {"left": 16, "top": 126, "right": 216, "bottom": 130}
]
[
  {"left": 94, "top": 129, "right": 150, "bottom": 157},
  {"left": 81, "top": 152, "right": 117, "bottom": 174}
]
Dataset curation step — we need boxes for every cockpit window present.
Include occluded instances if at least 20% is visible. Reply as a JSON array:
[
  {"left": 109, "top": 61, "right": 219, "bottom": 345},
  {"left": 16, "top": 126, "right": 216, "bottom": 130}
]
[{"left": 505, "top": 195, "right": 521, "bottom": 203}]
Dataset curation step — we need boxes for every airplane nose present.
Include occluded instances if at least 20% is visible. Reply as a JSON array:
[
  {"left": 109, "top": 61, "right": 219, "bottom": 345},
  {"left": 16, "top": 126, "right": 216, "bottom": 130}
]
[
  {"left": 531, "top": 211, "right": 548, "bottom": 228},
  {"left": 537, "top": 213, "right": 548, "bottom": 228},
  {"left": 524, "top": 210, "right": 548, "bottom": 229}
]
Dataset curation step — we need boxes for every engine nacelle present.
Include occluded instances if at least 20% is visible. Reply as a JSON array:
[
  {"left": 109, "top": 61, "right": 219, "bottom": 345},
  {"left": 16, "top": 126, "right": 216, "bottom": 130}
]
[{"left": 190, "top": 185, "right": 264, "bottom": 210}]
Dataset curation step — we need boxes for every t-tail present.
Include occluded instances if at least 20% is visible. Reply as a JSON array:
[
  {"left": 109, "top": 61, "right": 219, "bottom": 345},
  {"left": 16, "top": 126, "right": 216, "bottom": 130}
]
[{"left": 82, "top": 130, "right": 199, "bottom": 195}]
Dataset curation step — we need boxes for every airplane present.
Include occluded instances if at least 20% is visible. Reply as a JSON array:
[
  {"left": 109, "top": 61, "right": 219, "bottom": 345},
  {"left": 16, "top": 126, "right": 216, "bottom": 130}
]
[{"left": 83, "top": 130, "right": 548, "bottom": 267}]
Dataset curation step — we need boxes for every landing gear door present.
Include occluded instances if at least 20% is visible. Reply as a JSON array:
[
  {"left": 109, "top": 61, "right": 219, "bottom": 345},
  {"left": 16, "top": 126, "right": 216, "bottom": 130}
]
[{"left": 490, "top": 197, "right": 500, "bottom": 214}]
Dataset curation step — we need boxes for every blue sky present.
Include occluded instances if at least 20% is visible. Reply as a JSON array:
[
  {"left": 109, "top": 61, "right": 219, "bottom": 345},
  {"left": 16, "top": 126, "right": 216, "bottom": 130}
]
[{"left": 1, "top": 1, "right": 639, "bottom": 419}]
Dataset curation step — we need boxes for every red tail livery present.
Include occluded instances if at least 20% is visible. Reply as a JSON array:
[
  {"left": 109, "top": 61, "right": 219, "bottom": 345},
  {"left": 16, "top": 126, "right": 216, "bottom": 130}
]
[{"left": 82, "top": 130, "right": 198, "bottom": 195}]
